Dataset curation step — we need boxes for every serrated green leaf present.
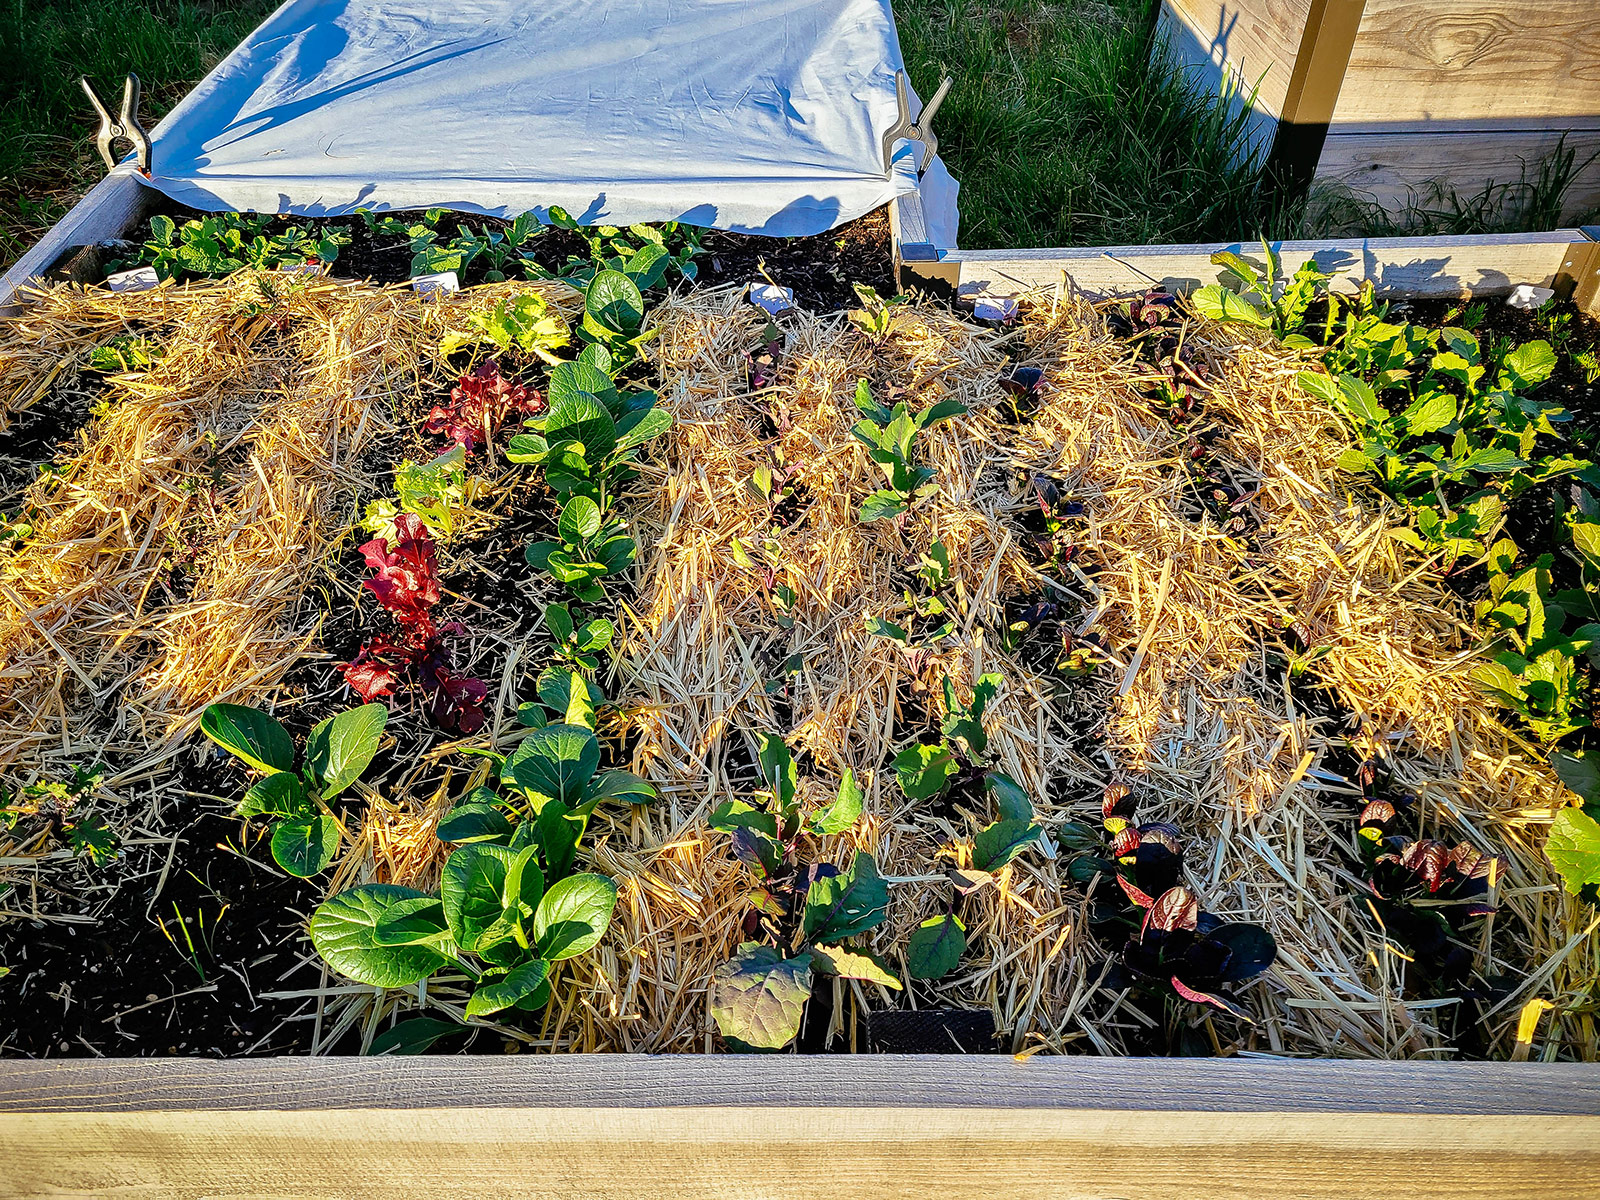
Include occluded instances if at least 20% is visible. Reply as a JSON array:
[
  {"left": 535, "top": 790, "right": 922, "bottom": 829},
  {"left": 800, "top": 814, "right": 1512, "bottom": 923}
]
[
  {"left": 808, "top": 769, "right": 864, "bottom": 835},
  {"left": 1547, "top": 807, "right": 1600, "bottom": 895}
]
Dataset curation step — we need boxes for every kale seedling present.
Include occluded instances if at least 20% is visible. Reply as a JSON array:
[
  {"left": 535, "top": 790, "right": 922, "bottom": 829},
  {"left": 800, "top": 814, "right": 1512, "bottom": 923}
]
[
  {"left": 200, "top": 701, "right": 386, "bottom": 876},
  {"left": 850, "top": 379, "right": 966, "bottom": 524},
  {"left": 544, "top": 602, "right": 614, "bottom": 673}
]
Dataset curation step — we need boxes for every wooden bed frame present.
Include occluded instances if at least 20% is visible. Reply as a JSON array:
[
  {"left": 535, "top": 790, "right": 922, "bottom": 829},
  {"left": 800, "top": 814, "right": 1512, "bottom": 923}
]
[{"left": 3, "top": 170, "right": 1600, "bottom": 1200}]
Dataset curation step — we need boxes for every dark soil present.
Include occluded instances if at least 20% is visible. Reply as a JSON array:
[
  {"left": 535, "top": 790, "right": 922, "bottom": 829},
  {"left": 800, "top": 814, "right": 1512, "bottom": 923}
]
[
  {"left": 0, "top": 369, "right": 106, "bottom": 507},
  {"left": 139, "top": 204, "right": 895, "bottom": 314}
]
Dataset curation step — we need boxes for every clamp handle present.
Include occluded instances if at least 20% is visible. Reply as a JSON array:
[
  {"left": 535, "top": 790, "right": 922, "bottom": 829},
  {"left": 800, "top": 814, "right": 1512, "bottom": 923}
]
[
  {"left": 81, "top": 74, "right": 151, "bottom": 176},
  {"left": 881, "top": 70, "right": 952, "bottom": 179}
]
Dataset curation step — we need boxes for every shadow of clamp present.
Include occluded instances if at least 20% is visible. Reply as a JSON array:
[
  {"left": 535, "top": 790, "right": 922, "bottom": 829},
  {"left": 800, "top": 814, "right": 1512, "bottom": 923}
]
[
  {"left": 882, "top": 69, "right": 951, "bottom": 180},
  {"left": 80, "top": 74, "right": 151, "bottom": 178}
]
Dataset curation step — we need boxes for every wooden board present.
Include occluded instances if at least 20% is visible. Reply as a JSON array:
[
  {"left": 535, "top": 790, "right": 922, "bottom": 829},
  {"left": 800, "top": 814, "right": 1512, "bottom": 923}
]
[
  {"left": 0, "top": 165, "right": 151, "bottom": 315},
  {"left": 1, "top": 1057, "right": 1598, "bottom": 1200},
  {"left": 912, "top": 230, "right": 1588, "bottom": 301},
  {"left": 1317, "top": 127, "right": 1600, "bottom": 225},
  {"left": 1333, "top": 0, "right": 1600, "bottom": 125},
  {"left": 1161, "top": 0, "right": 1313, "bottom": 119}
]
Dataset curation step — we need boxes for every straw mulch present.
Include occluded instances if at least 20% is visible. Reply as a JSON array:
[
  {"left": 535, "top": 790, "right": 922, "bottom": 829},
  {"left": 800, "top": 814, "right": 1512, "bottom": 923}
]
[
  {"left": 526, "top": 282, "right": 1589, "bottom": 1060},
  {"left": 0, "top": 275, "right": 577, "bottom": 924}
]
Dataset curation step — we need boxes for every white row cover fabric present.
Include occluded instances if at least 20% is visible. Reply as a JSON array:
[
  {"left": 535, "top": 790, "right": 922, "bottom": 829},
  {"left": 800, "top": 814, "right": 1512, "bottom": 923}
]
[{"left": 141, "top": 0, "right": 959, "bottom": 244}]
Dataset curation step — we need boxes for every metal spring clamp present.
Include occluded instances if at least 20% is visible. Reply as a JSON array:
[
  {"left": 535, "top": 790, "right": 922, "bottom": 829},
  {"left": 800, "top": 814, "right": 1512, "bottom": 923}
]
[
  {"left": 81, "top": 74, "right": 151, "bottom": 177},
  {"left": 881, "top": 69, "right": 952, "bottom": 179}
]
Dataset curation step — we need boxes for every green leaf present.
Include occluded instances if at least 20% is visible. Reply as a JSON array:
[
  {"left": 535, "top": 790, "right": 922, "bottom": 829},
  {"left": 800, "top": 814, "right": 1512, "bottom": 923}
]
[
  {"left": 1399, "top": 388, "right": 1456, "bottom": 437},
  {"left": 200, "top": 704, "right": 295, "bottom": 774},
  {"left": 915, "top": 399, "right": 967, "bottom": 429},
  {"left": 1547, "top": 807, "right": 1600, "bottom": 895},
  {"left": 505, "top": 723, "right": 600, "bottom": 806},
  {"left": 534, "top": 802, "right": 588, "bottom": 880},
  {"left": 436, "top": 802, "right": 514, "bottom": 845},
  {"left": 1502, "top": 340, "right": 1558, "bottom": 390},
  {"left": 558, "top": 495, "right": 603, "bottom": 544},
  {"left": 613, "top": 406, "right": 672, "bottom": 452},
  {"left": 803, "top": 850, "right": 889, "bottom": 942},
  {"left": 858, "top": 489, "right": 908, "bottom": 523},
  {"left": 709, "top": 799, "right": 779, "bottom": 838},
  {"left": 441, "top": 843, "right": 516, "bottom": 952},
  {"left": 1461, "top": 447, "right": 1530, "bottom": 474},
  {"left": 757, "top": 732, "right": 799, "bottom": 817},
  {"left": 466, "top": 959, "right": 552, "bottom": 1017},
  {"left": 1190, "top": 284, "right": 1270, "bottom": 327},
  {"left": 271, "top": 814, "right": 340, "bottom": 877},
  {"left": 894, "top": 743, "right": 958, "bottom": 801},
  {"left": 1551, "top": 751, "right": 1600, "bottom": 809},
  {"left": 310, "top": 884, "right": 448, "bottom": 988},
  {"left": 710, "top": 943, "right": 813, "bottom": 1052},
  {"left": 984, "top": 771, "right": 1033, "bottom": 823},
  {"left": 532, "top": 872, "right": 619, "bottom": 960},
  {"left": 237, "top": 770, "right": 312, "bottom": 819},
  {"left": 906, "top": 913, "right": 968, "bottom": 980},
  {"left": 808, "top": 769, "right": 864, "bottom": 836},
  {"left": 582, "top": 769, "right": 656, "bottom": 808},
  {"left": 304, "top": 703, "right": 387, "bottom": 798},
  {"left": 545, "top": 393, "right": 618, "bottom": 467},
  {"left": 1336, "top": 447, "right": 1375, "bottom": 475},
  {"left": 585, "top": 270, "right": 645, "bottom": 335},
  {"left": 972, "top": 818, "right": 1041, "bottom": 872},
  {"left": 367, "top": 1017, "right": 461, "bottom": 1056},
  {"left": 808, "top": 944, "right": 901, "bottom": 989},
  {"left": 373, "top": 896, "right": 452, "bottom": 946},
  {"left": 1334, "top": 375, "right": 1384, "bottom": 428}
]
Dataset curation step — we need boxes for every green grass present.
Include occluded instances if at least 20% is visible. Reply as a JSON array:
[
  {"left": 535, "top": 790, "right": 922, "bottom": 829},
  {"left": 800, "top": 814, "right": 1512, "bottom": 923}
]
[
  {"left": 895, "top": 0, "right": 1286, "bottom": 249},
  {"left": 1, "top": 0, "right": 1588, "bottom": 270},
  {"left": 0, "top": 0, "right": 278, "bottom": 268}
]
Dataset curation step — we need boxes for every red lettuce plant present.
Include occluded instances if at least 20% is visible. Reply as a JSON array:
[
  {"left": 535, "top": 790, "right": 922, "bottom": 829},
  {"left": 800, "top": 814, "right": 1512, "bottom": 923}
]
[
  {"left": 425, "top": 359, "right": 544, "bottom": 453},
  {"left": 342, "top": 513, "right": 486, "bottom": 733}
]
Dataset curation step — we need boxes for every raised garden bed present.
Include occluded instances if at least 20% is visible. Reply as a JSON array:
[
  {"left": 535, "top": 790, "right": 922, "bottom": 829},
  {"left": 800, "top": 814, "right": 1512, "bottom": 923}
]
[{"left": 4, "top": 172, "right": 1600, "bottom": 1191}]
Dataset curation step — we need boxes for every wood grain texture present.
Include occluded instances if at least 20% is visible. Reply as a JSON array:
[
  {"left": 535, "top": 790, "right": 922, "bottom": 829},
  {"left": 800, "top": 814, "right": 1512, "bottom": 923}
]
[
  {"left": 1333, "top": 0, "right": 1600, "bottom": 125},
  {"left": 943, "top": 231, "right": 1581, "bottom": 300},
  {"left": 1162, "top": 0, "right": 1314, "bottom": 117},
  {"left": 4, "top": 1055, "right": 1599, "bottom": 1113},
  {"left": 1, "top": 1058, "right": 1597, "bottom": 1200},
  {"left": 1317, "top": 127, "right": 1600, "bottom": 225},
  {"left": 0, "top": 166, "right": 151, "bottom": 314}
]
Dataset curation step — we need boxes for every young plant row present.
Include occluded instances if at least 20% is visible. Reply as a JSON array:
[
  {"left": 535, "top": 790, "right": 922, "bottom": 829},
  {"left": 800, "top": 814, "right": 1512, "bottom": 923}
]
[{"left": 1193, "top": 248, "right": 1600, "bottom": 901}]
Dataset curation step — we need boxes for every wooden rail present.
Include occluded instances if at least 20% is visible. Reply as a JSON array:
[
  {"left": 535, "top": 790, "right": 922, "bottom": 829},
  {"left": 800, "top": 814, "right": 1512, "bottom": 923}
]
[
  {"left": 0, "top": 1056, "right": 1597, "bottom": 1199},
  {"left": 895, "top": 223, "right": 1600, "bottom": 313},
  {"left": 0, "top": 164, "right": 153, "bottom": 315}
]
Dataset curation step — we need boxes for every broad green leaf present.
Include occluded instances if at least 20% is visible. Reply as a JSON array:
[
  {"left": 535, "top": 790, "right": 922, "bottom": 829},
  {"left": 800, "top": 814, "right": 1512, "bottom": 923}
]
[
  {"left": 1461, "top": 447, "right": 1529, "bottom": 474},
  {"left": 466, "top": 958, "right": 552, "bottom": 1017},
  {"left": 436, "top": 802, "right": 514, "bottom": 844},
  {"left": 623, "top": 242, "right": 670, "bottom": 290},
  {"left": 613, "top": 406, "right": 672, "bottom": 452},
  {"left": 1335, "top": 375, "right": 1384, "bottom": 428},
  {"left": 582, "top": 770, "right": 656, "bottom": 807},
  {"left": 1547, "top": 807, "right": 1600, "bottom": 895},
  {"left": 533, "top": 872, "right": 619, "bottom": 960},
  {"left": 441, "top": 843, "right": 516, "bottom": 952},
  {"left": 310, "top": 884, "right": 448, "bottom": 987},
  {"left": 1190, "top": 284, "right": 1270, "bottom": 327},
  {"left": 545, "top": 393, "right": 618, "bottom": 466},
  {"left": 1570, "top": 520, "right": 1600, "bottom": 570},
  {"left": 906, "top": 913, "right": 968, "bottom": 980},
  {"left": 547, "top": 360, "right": 617, "bottom": 413},
  {"left": 585, "top": 270, "right": 645, "bottom": 336},
  {"left": 894, "top": 743, "right": 958, "bottom": 801},
  {"left": 271, "top": 814, "right": 340, "bottom": 877},
  {"left": 808, "top": 769, "right": 864, "bottom": 836},
  {"left": 984, "top": 771, "right": 1033, "bottom": 823},
  {"left": 1502, "top": 339, "right": 1558, "bottom": 390},
  {"left": 558, "top": 495, "right": 603, "bottom": 544},
  {"left": 916, "top": 398, "right": 967, "bottom": 429},
  {"left": 709, "top": 799, "right": 779, "bottom": 838},
  {"left": 563, "top": 671, "right": 596, "bottom": 730},
  {"left": 972, "top": 818, "right": 1042, "bottom": 872},
  {"left": 757, "top": 733, "right": 799, "bottom": 816},
  {"left": 1297, "top": 370, "right": 1340, "bottom": 406},
  {"left": 367, "top": 1017, "right": 461, "bottom": 1056},
  {"left": 858, "top": 489, "right": 907, "bottom": 523},
  {"left": 505, "top": 724, "right": 600, "bottom": 806},
  {"left": 710, "top": 943, "right": 813, "bottom": 1052},
  {"left": 373, "top": 895, "right": 452, "bottom": 946},
  {"left": 808, "top": 944, "right": 901, "bottom": 989},
  {"left": 200, "top": 704, "right": 295, "bottom": 774},
  {"left": 238, "top": 771, "right": 311, "bottom": 819},
  {"left": 1399, "top": 388, "right": 1456, "bottom": 437},
  {"left": 304, "top": 703, "right": 387, "bottom": 798},
  {"left": 534, "top": 802, "right": 588, "bottom": 880},
  {"left": 1551, "top": 751, "right": 1600, "bottom": 809},
  {"left": 535, "top": 666, "right": 606, "bottom": 717},
  {"left": 803, "top": 850, "right": 889, "bottom": 942}
]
